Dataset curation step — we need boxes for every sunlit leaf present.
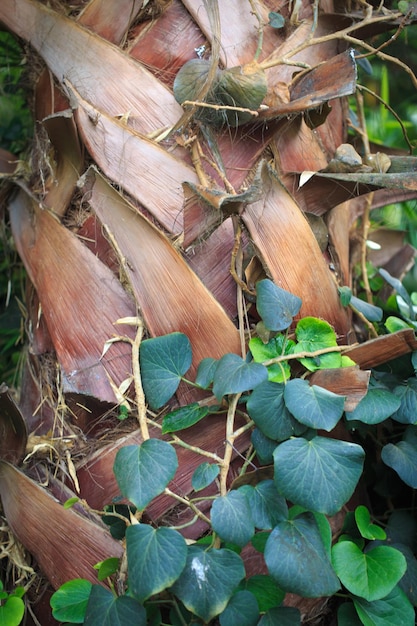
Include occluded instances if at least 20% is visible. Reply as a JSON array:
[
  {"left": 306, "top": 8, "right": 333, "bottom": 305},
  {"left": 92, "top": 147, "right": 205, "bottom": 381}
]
[
  {"left": 293, "top": 317, "right": 341, "bottom": 371},
  {"left": 354, "top": 506, "right": 386, "bottom": 541},
  {"left": 50, "top": 579, "right": 92, "bottom": 624}
]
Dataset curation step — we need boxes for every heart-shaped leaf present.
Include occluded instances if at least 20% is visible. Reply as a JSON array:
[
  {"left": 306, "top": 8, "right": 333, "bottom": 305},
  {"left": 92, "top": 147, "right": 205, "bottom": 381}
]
[
  {"left": 195, "top": 357, "right": 218, "bottom": 389},
  {"left": 241, "top": 480, "right": 288, "bottom": 530},
  {"left": 0, "top": 596, "right": 25, "bottom": 626},
  {"left": 171, "top": 546, "right": 245, "bottom": 623},
  {"left": 273, "top": 437, "right": 365, "bottom": 515},
  {"left": 126, "top": 524, "right": 187, "bottom": 602},
  {"left": 211, "top": 490, "right": 255, "bottom": 547},
  {"left": 212, "top": 354, "right": 268, "bottom": 400},
  {"left": 192, "top": 462, "right": 220, "bottom": 491},
  {"left": 162, "top": 403, "right": 210, "bottom": 434},
  {"left": 50, "top": 579, "right": 92, "bottom": 624},
  {"left": 264, "top": 512, "right": 340, "bottom": 597},
  {"left": 353, "top": 586, "right": 415, "bottom": 626},
  {"left": 293, "top": 317, "right": 341, "bottom": 371},
  {"left": 346, "top": 388, "right": 401, "bottom": 425},
  {"left": 256, "top": 280, "right": 302, "bottom": 332},
  {"left": 350, "top": 295, "right": 383, "bottom": 322},
  {"left": 114, "top": 439, "right": 178, "bottom": 510},
  {"left": 84, "top": 585, "right": 146, "bottom": 626},
  {"left": 247, "top": 381, "right": 304, "bottom": 441},
  {"left": 355, "top": 506, "right": 386, "bottom": 540},
  {"left": 251, "top": 428, "right": 279, "bottom": 464},
  {"left": 284, "top": 379, "right": 345, "bottom": 431},
  {"left": 249, "top": 336, "right": 293, "bottom": 383},
  {"left": 332, "top": 541, "right": 406, "bottom": 601},
  {"left": 381, "top": 426, "right": 417, "bottom": 488},
  {"left": 139, "top": 332, "right": 192, "bottom": 409},
  {"left": 219, "top": 590, "right": 259, "bottom": 626}
]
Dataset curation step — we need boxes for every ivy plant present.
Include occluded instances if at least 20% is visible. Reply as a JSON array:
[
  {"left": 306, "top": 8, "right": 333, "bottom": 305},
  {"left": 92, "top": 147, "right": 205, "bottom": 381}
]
[{"left": 50, "top": 279, "right": 417, "bottom": 625}]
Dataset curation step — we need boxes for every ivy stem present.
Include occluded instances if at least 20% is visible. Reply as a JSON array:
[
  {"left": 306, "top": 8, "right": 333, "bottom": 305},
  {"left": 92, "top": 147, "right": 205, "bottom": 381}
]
[
  {"left": 131, "top": 320, "right": 150, "bottom": 441},
  {"left": 219, "top": 393, "right": 241, "bottom": 496},
  {"left": 164, "top": 487, "right": 211, "bottom": 525},
  {"left": 147, "top": 418, "right": 224, "bottom": 463},
  {"left": 263, "top": 344, "right": 351, "bottom": 367}
]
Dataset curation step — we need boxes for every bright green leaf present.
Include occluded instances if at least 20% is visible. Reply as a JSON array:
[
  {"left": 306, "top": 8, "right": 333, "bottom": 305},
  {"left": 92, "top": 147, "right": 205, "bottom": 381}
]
[
  {"left": 249, "top": 336, "right": 293, "bottom": 383},
  {"left": 126, "top": 524, "right": 187, "bottom": 602},
  {"left": 346, "top": 388, "right": 401, "bottom": 425},
  {"left": 256, "top": 280, "right": 302, "bottom": 332},
  {"left": 385, "top": 316, "right": 412, "bottom": 333},
  {"left": 293, "top": 317, "right": 341, "bottom": 371},
  {"left": 247, "top": 381, "right": 304, "bottom": 441},
  {"left": 219, "top": 590, "right": 259, "bottom": 626},
  {"left": 94, "top": 557, "right": 120, "bottom": 582},
  {"left": 211, "top": 491, "right": 255, "bottom": 547},
  {"left": 273, "top": 436, "right": 365, "bottom": 515},
  {"left": 265, "top": 513, "right": 340, "bottom": 597},
  {"left": 381, "top": 426, "right": 417, "bottom": 488},
  {"left": 192, "top": 462, "right": 219, "bottom": 491},
  {"left": 257, "top": 606, "right": 301, "bottom": 625},
  {"left": 50, "top": 579, "right": 92, "bottom": 624},
  {"left": 171, "top": 546, "right": 245, "bottom": 623},
  {"left": 243, "top": 480, "right": 288, "bottom": 530},
  {"left": 283, "top": 379, "right": 345, "bottom": 431},
  {"left": 84, "top": 585, "right": 146, "bottom": 625},
  {"left": 63, "top": 496, "right": 80, "bottom": 509},
  {"left": 162, "top": 403, "right": 210, "bottom": 434},
  {"left": 139, "top": 333, "right": 192, "bottom": 409},
  {"left": 114, "top": 440, "right": 178, "bottom": 510},
  {"left": 353, "top": 585, "right": 415, "bottom": 626},
  {"left": 0, "top": 596, "right": 25, "bottom": 626},
  {"left": 212, "top": 354, "right": 268, "bottom": 400},
  {"left": 238, "top": 575, "right": 285, "bottom": 612},
  {"left": 355, "top": 506, "right": 386, "bottom": 540},
  {"left": 332, "top": 541, "right": 406, "bottom": 601}
]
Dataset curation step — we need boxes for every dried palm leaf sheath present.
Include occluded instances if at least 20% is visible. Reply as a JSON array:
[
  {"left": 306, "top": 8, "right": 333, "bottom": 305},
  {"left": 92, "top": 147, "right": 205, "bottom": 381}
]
[
  {"left": 41, "top": 112, "right": 83, "bottom": 218},
  {"left": 71, "top": 85, "right": 197, "bottom": 234},
  {"left": 242, "top": 168, "right": 349, "bottom": 337},
  {"left": 309, "top": 368, "right": 370, "bottom": 413},
  {"left": 0, "top": 385, "right": 28, "bottom": 465},
  {"left": 86, "top": 170, "right": 241, "bottom": 371},
  {"left": 77, "top": 0, "right": 145, "bottom": 44},
  {"left": 0, "top": 462, "right": 123, "bottom": 588},
  {"left": 9, "top": 189, "right": 136, "bottom": 403},
  {"left": 343, "top": 329, "right": 417, "bottom": 370},
  {"left": 0, "top": 0, "right": 181, "bottom": 134}
]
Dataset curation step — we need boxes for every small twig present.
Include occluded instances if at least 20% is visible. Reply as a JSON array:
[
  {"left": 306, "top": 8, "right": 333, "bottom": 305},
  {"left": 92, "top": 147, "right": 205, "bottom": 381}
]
[
  {"left": 219, "top": 393, "right": 241, "bottom": 496},
  {"left": 164, "top": 487, "right": 211, "bottom": 525},
  {"left": 147, "top": 417, "right": 224, "bottom": 463},
  {"left": 131, "top": 321, "right": 149, "bottom": 441},
  {"left": 263, "top": 344, "right": 351, "bottom": 367},
  {"left": 181, "top": 100, "right": 259, "bottom": 118},
  {"left": 360, "top": 193, "right": 374, "bottom": 306},
  {"left": 350, "top": 303, "right": 379, "bottom": 338}
]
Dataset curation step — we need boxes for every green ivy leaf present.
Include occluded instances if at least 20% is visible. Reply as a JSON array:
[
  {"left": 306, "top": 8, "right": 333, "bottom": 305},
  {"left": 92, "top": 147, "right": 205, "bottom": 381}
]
[
  {"left": 332, "top": 542, "right": 407, "bottom": 601},
  {"left": 379, "top": 268, "right": 415, "bottom": 320},
  {"left": 251, "top": 428, "right": 279, "bottom": 464},
  {"left": 354, "top": 506, "right": 386, "bottom": 541},
  {"left": 219, "top": 590, "right": 259, "bottom": 626},
  {"left": 103, "top": 504, "right": 134, "bottom": 540},
  {"left": 139, "top": 333, "right": 192, "bottom": 409},
  {"left": 257, "top": 606, "right": 301, "bottom": 625},
  {"left": 114, "top": 440, "right": 178, "bottom": 510},
  {"left": 338, "top": 286, "right": 352, "bottom": 307},
  {"left": 211, "top": 491, "right": 255, "bottom": 547},
  {"left": 337, "top": 602, "right": 363, "bottom": 625},
  {"left": 346, "top": 388, "right": 401, "bottom": 425},
  {"left": 385, "top": 316, "right": 412, "bottom": 333},
  {"left": 353, "top": 585, "right": 415, "bottom": 626},
  {"left": 273, "top": 436, "right": 365, "bottom": 515},
  {"left": 0, "top": 596, "right": 25, "bottom": 626},
  {"left": 50, "top": 579, "right": 92, "bottom": 624},
  {"left": 126, "top": 524, "right": 187, "bottom": 602},
  {"left": 192, "top": 462, "right": 220, "bottom": 491},
  {"left": 84, "top": 585, "right": 146, "bottom": 625},
  {"left": 94, "top": 557, "right": 120, "bottom": 582},
  {"left": 283, "top": 379, "right": 345, "bottom": 431},
  {"left": 264, "top": 513, "right": 340, "bottom": 597},
  {"left": 256, "top": 280, "right": 302, "bottom": 332},
  {"left": 242, "top": 480, "right": 288, "bottom": 530},
  {"left": 171, "top": 546, "right": 245, "bottom": 623},
  {"left": 238, "top": 575, "right": 285, "bottom": 612},
  {"left": 195, "top": 357, "right": 218, "bottom": 389},
  {"left": 350, "top": 295, "right": 383, "bottom": 322},
  {"left": 381, "top": 425, "right": 417, "bottom": 488},
  {"left": 249, "top": 336, "right": 293, "bottom": 383},
  {"left": 247, "top": 381, "right": 304, "bottom": 441},
  {"left": 293, "top": 317, "right": 341, "bottom": 371},
  {"left": 392, "top": 379, "right": 417, "bottom": 424},
  {"left": 268, "top": 11, "right": 286, "bottom": 29},
  {"left": 162, "top": 403, "right": 210, "bottom": 434},
  {"left": 212, "top": 354, "right": 268, "bottom": 400}
]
